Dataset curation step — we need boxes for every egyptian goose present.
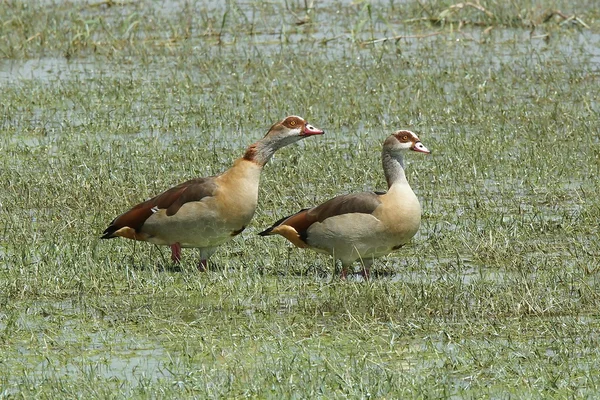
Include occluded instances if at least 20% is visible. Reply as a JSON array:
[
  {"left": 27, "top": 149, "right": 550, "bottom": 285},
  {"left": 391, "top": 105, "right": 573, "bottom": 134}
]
[
  {"left": 259, "top": 130, "right": 430, "bottom": 278},
  {"left": 101, "top": 116, "right": 324, "bottom": 270}
]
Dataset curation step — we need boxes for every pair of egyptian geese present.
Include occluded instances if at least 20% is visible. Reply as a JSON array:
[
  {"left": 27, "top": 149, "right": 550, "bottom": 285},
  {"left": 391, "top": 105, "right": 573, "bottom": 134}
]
[{"left": 102, "top": 116, "right": 430, "bottom": 278}]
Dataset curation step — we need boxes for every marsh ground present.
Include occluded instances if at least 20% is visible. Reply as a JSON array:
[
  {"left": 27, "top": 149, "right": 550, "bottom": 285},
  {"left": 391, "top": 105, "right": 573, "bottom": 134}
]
[{"left": 1, "top": 0, "right": 599, "bottom": 397}]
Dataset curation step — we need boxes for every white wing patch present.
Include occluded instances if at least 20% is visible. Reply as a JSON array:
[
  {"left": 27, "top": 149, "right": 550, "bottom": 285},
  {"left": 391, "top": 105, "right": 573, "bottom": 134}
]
[{"left": 151, "top": 206, "right": 160, "bottom": 214}]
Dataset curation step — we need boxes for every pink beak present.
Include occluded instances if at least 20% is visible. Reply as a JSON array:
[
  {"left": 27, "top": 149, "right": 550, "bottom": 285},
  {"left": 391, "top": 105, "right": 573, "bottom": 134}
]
[
  {"left": 412, "top": 142, "right": 431, "bottom": 154},
  {"left": 302, "top": 123, "right": 324, "bottom": 136}
]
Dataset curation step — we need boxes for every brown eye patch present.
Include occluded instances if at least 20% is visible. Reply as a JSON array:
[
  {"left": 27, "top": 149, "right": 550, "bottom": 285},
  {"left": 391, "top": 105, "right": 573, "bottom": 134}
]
[
  {"left": 282, "top": 116, "right": 303, "bottom": 129},
  {"left": 394, "top": 130, "right": 415, "bottom": 143}
]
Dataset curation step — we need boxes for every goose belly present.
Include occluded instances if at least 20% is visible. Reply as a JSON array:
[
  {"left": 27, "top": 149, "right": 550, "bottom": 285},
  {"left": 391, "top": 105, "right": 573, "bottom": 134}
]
[
  {"left": 305, "top": 213, "right": 411, "bottom": 262},
  {"left": 141, "top": 201, "right": 252, "bottom": 248}
]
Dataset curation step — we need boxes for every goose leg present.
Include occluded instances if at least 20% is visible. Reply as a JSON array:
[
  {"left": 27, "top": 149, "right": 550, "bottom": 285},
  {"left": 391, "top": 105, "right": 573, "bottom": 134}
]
[
  {"left": 360, "top": 259, "right": 373, "bottom": 280},
  {"left": 340, "top": 262, "right": 351, "bottom": 280},
  {"left": 170, "top": 243, "right": 182, "bottom": 263},
  {"left": 197, "top": 248, "right": 216, "bottom": 272}
]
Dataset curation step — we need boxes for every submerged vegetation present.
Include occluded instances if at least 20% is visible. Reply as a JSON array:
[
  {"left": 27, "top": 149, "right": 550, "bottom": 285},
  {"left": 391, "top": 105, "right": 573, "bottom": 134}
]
[{"left": 0, "top": 0, "right": 599, "bottom": 397}]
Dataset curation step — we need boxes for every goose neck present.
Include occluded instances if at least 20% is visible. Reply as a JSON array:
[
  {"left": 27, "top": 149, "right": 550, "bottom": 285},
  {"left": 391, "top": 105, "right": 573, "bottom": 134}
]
[{"left": 382, "top": 149, "right": 407, "bottom": 189}]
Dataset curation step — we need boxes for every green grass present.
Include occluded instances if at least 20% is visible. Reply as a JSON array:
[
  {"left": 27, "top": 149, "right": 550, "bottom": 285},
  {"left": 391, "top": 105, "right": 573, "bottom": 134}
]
[{"left": 1, "top": 0, "right": 600, "bottom": 397}]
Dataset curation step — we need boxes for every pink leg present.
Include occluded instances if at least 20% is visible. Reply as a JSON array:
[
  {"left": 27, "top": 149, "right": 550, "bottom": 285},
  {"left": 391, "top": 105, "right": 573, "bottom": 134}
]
[
  {"left": 198, "top": 259, "right": 208, "bottom": 272},
  {"left": 340, "top": 268, "right": 348, "bottom": 280},
  {"left": 170, "top": 243, "right": 182, "bottom": 263},
  {"left": 360, "top": 268, "right": 370, "bottom": 280}
]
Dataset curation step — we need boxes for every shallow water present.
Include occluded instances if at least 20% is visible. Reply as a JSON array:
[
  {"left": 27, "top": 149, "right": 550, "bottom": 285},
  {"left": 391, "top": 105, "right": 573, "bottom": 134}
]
[
  {"left": 2, "top": 0, "right": 599, "bottom": 396},
  {"left": 1, "top": 301, "right": 172, "bottom": 396}
]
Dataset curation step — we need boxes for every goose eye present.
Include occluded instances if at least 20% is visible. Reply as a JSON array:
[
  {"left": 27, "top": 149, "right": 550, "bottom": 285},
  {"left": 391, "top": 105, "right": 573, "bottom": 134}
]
[
  {"left": 402, "top": 135, "right": 409, "bottom": 141},
  {"left": 289, "top": 119, "right": 297, "bottom": 126}
]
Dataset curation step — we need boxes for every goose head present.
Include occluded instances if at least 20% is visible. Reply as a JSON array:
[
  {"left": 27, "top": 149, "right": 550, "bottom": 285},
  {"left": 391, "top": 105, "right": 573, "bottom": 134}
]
[
  {"left": 243, "top": 115, "right": 324, "bottom": 165},
  {"left": 264, "top": 115, "right": 324, "bottom": 148},
  {"left": 384, "top": 130, "right": 431, "bottom": 154}
]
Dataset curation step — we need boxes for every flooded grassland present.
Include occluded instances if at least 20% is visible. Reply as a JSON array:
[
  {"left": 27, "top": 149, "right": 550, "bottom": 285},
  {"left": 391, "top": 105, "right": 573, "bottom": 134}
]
[{"left": 1, "top": 0, "right": 599, "bottom": 397}]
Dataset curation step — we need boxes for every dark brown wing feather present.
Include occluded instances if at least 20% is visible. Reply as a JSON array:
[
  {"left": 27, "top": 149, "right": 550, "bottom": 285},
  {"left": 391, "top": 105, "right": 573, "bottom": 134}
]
[
  {"left": 306, "top": 192, "right": 382, "bottom": 222},
  {"left": 259, "top": 192, "right": 382, "bottom": 242},
  {"left": 258, "top": 208, "right": 312, "bottom": 236},
  {"left": 101, "top": 177, "right": 218, "bottom": 238}
]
